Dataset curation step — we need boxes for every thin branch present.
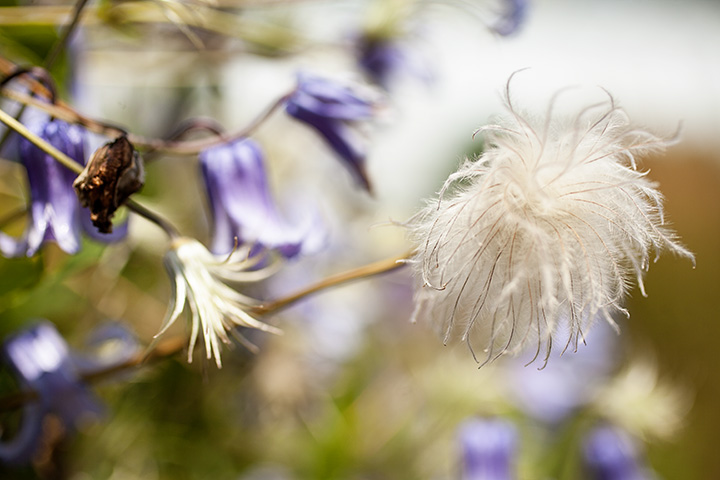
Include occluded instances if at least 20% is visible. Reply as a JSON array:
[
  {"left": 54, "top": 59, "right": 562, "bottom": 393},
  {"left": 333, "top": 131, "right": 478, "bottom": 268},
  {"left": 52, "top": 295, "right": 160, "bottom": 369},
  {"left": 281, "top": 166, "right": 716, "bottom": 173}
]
[
  {"left": 125, "top": 199, "right": 181, "bottom": 240},
  {"left": 0, "top": 0, "right": 86, "bottom": 156},
  {"left": 132, "top": 90, "right": 295, "bottom": 155},
  {"left": 0, "top": 252, "right": 411, "bottom": 411},
  {"left": 253, "top": 251, "right": 411, "bottom": 315},
  {"left": 0, "top": 71, "right": 294, "bottom": 155},
  {"left": 44, "top": 0, "right": 92, "bottom": 69},
  {"left": 0, "top": 335, "right": 186, "bottom": 412},
  {"left": 0, "top": 107, "right": 180, "bottom": 239},
  {"left": 0, "top": 107, "right": 83, "bottom": 174}
]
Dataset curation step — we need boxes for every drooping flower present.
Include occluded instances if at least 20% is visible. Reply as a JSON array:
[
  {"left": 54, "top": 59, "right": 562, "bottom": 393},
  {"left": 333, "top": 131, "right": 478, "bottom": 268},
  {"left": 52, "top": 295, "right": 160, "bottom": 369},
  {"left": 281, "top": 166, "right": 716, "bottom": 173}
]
[
  {"left": 583, "top": 425, "right": 655, "bottom": 480},
  {"left": 158, "top": 237, "right": 282, "bottom": 368},
  {"left": 492, "top": 0, "right": 529, "bottom": 36},
  {"left": 457, "top": 417, "right": 517, "bottom": 480},
  {"left": 508, "top": 321, "right": 617, "bottom": 424},
  {"left": 409, "top": 85, "right": 694, "bottom": 366},
  {"left": 72, "top": 320, "right": 141, "bottom": 373},
  {"left": 356, "top": 34, "right": 432, "bottom": 90},
  {"left": 0, "top": 321, "right": 102, "bottom": 465},
  {"left": 285, "top": 73, "right": 379, "bottom": 192},
  {"left": 0, "top": 116, "right": 127, "bottom": 257},
  {"left": 200, "top": 137, "right": 324, "bottom": 257},
  {"left": 0, "top": 118, "right": 84, "bottom": 256}
]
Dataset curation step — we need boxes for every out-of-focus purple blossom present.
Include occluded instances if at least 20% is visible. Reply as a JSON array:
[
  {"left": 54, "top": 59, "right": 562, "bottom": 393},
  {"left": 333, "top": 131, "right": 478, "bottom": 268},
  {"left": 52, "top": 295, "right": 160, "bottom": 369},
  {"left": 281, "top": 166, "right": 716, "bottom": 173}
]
[
  {"left": 285, "top": 73, "right": 379, "bottom": 192},
  {"left": 0, "top": 116, "right": 127, "bottom": 257},
  {"left": 583, "top": 425, "right": 656, "bottom": 480},
  {"left": 457, "top": 417, "right": 517, "bottom": 480},
  {"left": 72, "top": 320, "right": 140, "bottom": 374},
  {"left": 200, "top": 138, "right": 325, "bottom": 257},
  {"left": 492, "top": 0, "right": 529, "bottom": 36},
  {"left": 507, "top": 321, "right": 618, "bottom": 424},
  {"left": 0, "top": 321, "right": 102, "bottom": 465},
  {"left": 0, "top": 119, "right": 84, "bottom": 256},
  {"left": 356, "top": 35, "right": 432, "bottom": 90}
]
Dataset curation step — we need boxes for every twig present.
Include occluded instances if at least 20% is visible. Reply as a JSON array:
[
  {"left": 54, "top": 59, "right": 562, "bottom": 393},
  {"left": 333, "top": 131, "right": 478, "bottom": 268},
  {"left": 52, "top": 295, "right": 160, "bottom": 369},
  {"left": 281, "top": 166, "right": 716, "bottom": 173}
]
[
  {"left": 0, "top": 107, "right": 83, "bottom": 174},
  {"left": 44, "top": 0, "right": 91, "bottom": 69},
  {"left": 0, "top": 335, "right": 186, "bottom": 412},
  {"left": 0, "top": 252, "right": 411, "bottom": 410},
  {"left": 253, "top": 251, "right": 411, "bottom": 315},
  {"left": 0, "top": 66, "right": 294, "bottom": 155}
]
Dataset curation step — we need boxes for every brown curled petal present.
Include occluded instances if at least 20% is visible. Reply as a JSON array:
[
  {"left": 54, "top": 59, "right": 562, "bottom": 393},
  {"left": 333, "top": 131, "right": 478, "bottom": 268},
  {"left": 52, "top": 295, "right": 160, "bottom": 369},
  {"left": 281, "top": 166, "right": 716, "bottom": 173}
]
[{"left": 73, "top": 136, "right": 145, "bottom": 233}]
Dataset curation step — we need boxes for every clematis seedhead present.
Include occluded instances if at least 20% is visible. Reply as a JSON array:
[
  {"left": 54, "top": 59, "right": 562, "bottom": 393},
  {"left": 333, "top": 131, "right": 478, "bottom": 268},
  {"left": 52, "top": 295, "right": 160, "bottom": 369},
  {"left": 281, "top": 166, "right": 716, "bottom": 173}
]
[
  {"left": 73, "top": 135, "right": 144, "bottom": 234},
  {"left": 158, "top": 237, "right": 283, "bottom": 368},
  {"left": 409, "top": 83, "right": 693, "bottom": 366}
]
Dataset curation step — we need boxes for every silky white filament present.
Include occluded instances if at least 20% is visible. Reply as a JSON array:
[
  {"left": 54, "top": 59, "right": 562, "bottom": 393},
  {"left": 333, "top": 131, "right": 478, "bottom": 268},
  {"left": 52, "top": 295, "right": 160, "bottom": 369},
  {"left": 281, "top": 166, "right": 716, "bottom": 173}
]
[{"left": 409, "top": 83, "right": 694, "bottom": 367}]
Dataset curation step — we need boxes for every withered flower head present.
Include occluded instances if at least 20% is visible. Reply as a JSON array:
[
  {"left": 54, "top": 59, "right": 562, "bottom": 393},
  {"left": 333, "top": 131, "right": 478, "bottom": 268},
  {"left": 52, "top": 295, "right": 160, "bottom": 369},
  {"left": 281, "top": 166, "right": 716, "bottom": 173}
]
[{"left": 73, "top": 135, "right": 144, "bottom": 233}]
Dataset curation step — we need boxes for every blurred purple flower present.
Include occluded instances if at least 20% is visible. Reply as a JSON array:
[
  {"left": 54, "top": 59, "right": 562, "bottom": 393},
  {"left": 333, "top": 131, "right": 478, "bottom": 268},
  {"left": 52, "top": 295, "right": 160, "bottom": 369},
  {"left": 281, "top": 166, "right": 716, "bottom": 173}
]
[
  {"left": 357, "top": 36, "right": 432, "bottom": 90},
  {"left": 457, "top": 417, "right": 517, "bottom": 480},
  {"left": 0, "top": 117, "right": 127, "bottom": 257},
  {"left": 0, "top": 119, "right": 84, "bottom": 256},
  {"left": 285, "top": 73, "right": 378, "bottom": 192},
  {"left": 200, "top": 137, "right": 324, "bottom": 257},
  {"left": 583, "top": 425, "right": 656, "bottom": 480},
  {"left": 493, "top": 0, "right": 529, "bottom": 36},
  {"left": 0, "top": 321, "right": 102, "bottom": 465},
  {"left": 72, "top": 320, "right": 140, "bottom": 374},
  {"left": 508, "top": 322, "right": 618, "bottom": 424}
]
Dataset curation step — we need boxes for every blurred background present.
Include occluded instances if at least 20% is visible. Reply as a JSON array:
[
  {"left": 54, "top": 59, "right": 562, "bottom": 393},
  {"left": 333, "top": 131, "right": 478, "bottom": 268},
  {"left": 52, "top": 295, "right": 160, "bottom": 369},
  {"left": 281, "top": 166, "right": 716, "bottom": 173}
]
[{"left": 1, "top": 0, "right": 719, "bottom": 478}]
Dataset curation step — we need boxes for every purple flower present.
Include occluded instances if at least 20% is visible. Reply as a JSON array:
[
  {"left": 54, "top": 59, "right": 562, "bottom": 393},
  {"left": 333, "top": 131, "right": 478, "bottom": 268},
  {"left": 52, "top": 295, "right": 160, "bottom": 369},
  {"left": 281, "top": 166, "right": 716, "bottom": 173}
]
[
  {"left": 0, "top": 321, "right": 102, "bottom": 465},
  {"left": 0, "top": 117, "right": 127, "bottom": 257},
  {"left": 357, "top": 36, "right": 432, "bottom": 89},
  {"left": 493, "top": 0, "right": 529, "bottom": 36},
  {"left": 507, "top": 322, "right": 617, "bottom": 424},
  {"left": 0, "top": 119, "right": 84, "bottom": 256},
  {"left": 72, "top": 320, "right": 140, "bottom": 373},
  {"left": 285, "top": 73, "right": 378, "bottom": 192},
  {"left": 457, "top": 417, "right": 517, "bottom": 480},
  {"left": 583, "top": 425, "right": 655, "bottom": 480},
  {"left": 200, "top": 137, "right": 324, "bottom": 257}
]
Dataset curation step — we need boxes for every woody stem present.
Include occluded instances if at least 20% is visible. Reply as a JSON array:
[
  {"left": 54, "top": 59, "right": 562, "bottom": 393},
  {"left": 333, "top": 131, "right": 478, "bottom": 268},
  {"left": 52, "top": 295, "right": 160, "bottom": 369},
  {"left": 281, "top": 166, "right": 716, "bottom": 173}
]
[{"left": 253, "top": 251, "right": 411, "bottom": 315}]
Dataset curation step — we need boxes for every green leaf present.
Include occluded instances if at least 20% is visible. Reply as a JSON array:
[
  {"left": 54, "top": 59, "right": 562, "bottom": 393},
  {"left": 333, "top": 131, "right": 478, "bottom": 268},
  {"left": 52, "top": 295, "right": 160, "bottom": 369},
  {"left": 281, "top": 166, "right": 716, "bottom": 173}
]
[{"left": 0, "top": 255, "right": 43, "bottom": 299}]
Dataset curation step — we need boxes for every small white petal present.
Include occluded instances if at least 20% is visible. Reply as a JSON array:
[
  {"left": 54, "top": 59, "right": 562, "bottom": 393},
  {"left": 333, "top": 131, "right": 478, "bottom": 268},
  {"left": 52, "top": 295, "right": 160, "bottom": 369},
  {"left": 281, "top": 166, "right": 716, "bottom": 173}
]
[{"left": 157, "top": 237, "right": 281, "bottom": 367}]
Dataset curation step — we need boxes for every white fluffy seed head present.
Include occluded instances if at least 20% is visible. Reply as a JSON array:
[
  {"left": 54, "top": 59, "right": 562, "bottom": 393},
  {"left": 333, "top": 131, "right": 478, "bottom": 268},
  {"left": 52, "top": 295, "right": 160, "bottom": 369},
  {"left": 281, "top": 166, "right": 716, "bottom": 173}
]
[{"left": 409, "top": 88, "right": 694, "bottom": 367}]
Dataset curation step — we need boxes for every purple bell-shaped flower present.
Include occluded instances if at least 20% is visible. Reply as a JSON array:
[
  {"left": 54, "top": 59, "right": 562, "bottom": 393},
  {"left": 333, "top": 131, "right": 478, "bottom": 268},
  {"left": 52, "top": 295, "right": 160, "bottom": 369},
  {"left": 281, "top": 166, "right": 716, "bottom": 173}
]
[
  {"left": 356, "top": 35, "right": 432, "bottom": 90},
  {"left": 1, "top": 119, "right": 84, "bottom": 256},
  {"left": 200, "top": 137, "right": 324, "bottom": 258},
  {"left": 583, "top": 425, "right": 655, "bottom": 480},
  {"left": 458, "top": 417, "right": 518, "bottom": 480},
  {"left": 0, "top": 322, "right": 102, "bottom": 465},
  {"left": 492, "top": 0, "right": 529, "bottom": 36},
  {"left": 0, "top": 117, "right": 127, "bottom": 257},
  {"left": 508, "top": 321, "right": 617, "bottom": 424},
  {"left": 285, "top": 73, "right": 379, "bottom": 192}
]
